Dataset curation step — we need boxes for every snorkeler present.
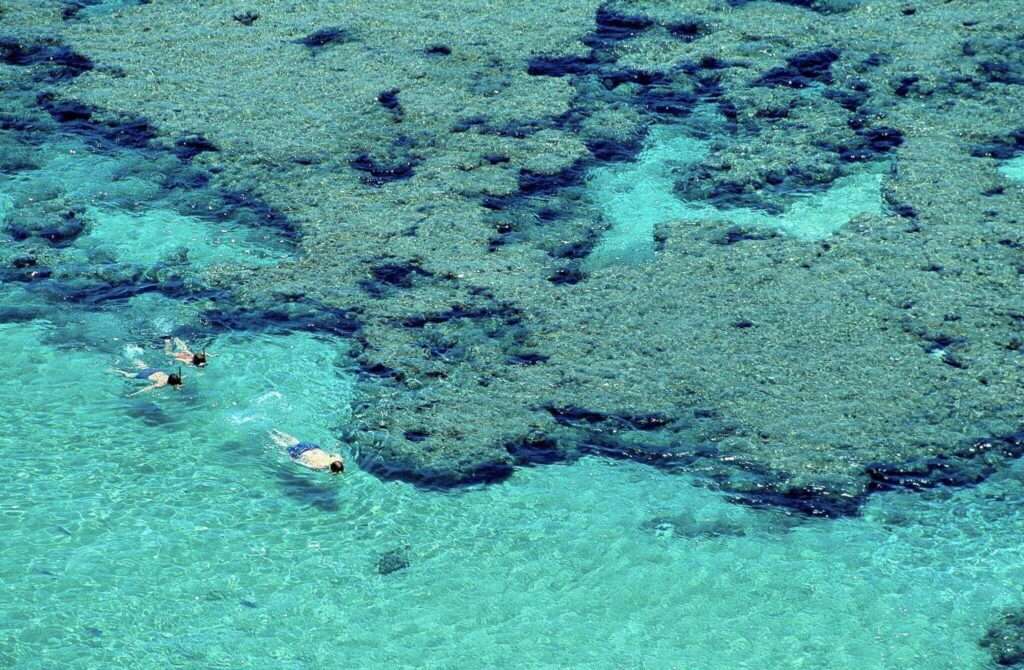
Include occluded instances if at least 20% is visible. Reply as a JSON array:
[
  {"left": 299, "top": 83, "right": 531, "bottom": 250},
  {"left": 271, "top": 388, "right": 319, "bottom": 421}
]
[
  {"left": 269, "top": 429, "right": 345, "bottom": 474},
  {"left": 112, "top": 362, "right": 184, "bottom": 396},
  {"left": 164, "top": 337, "right": 208, "bottom": 368}
]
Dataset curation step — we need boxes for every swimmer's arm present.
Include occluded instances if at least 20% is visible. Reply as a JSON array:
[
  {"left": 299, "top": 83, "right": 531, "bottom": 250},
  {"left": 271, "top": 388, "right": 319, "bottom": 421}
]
[{"left": 127, "top": 383, "right": 159, "bottom": 397}]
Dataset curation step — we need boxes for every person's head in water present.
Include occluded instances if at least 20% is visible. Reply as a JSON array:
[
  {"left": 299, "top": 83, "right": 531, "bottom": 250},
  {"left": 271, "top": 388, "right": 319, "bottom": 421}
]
[
  {"left": 192, "top": 351, "right": 207, "bottom": 367},
  {"left": 168, "top": 370, "right": 183, "bottom": 387},
  {"left": 330, "top": 460, "right": 344, "bottom": 474}
]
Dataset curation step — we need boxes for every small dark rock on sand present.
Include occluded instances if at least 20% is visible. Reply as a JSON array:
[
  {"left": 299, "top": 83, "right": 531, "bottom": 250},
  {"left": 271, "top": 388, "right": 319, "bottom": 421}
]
[
  {"left": 377, "top": 546, "right": 410, "bottom": 575},
  {"left": 979, "top": 609, "right": 1024, "bottom": 668},
  {"left": 233, "top": 11, "right": 259, "bottom": 26}
]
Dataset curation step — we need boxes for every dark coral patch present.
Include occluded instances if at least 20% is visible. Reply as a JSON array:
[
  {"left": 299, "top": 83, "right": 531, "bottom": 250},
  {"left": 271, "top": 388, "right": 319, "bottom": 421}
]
[
  {"left": 232, "top": 11, "right": 260, "bottom": 26},
  {"left": 979, "top": 609, "right": 1024, "bottom": 669},
  {"left": 377, "top": 88, "right": 402, "bottom": 115},
  {"left": 756, "top": 48, "right": 841, "bottom": 88},
  {"left": 38, "top": 93, "right": 157, "bottom": 151},
  {"left": 507, "top": 352, "right": 548, "bottom": 366},
  {"left": 376, "top": 547, "right": 410, "bottom": 575},
  {"left": 0, "top": 37, "right": 93, "bottom": 80},
  {"left": 527, "top": 54, "right": 598, "bottom": 77},
  {"left": 548, "top": 267, "right": 585, "bottom": 285},
  {"left": 202, "top": 303, "right": 362, "bottom": 338},
  {"left": 584, "top": 7, "right": 654, "bottom": 48},
  {"left": 586, "top": 136, "right": 643, "bottom": 162},
  {"left": 506, "top": 432, "right": 565, "bottom": 465},
  {"left": 518, "top": 164, "right": 586, "bottom": 196},
  {"left": 369, "top": 260, "right": 431, "bottom": 288},
  {"left": 211, "top": 189, "right": 299, "bottom": 239},
  {"left": 350, "top": 153, "right": 418, "bottom": 186},
  {"left": 173, "top": 134, "right": 218, "bottom": 162},
  {"left": 666, "top": 20, "right": 707, "bottom": 41},
  {"left": 971, "top": 129, "right": 1024, "bottom": 160},
  {"left": 296, "top": 27, "right": 351, "bottom": 49},
  {"left": 726, "top": 486, "right": 863, "bottom": 519},
  {"left": 356, "top": 456, "right": 515, "bottom": 490}
]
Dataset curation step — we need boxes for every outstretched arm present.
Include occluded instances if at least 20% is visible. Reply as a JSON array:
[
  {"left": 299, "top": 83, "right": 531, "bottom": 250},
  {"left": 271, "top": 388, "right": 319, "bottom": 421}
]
[{"left": 128, "top": 383, "right": 159, "bottom": 397}]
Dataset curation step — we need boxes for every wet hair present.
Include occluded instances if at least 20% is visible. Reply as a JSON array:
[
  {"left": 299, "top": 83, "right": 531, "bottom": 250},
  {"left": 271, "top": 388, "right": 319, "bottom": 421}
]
[
  {"left": 168, "top": 367, "right": 183, "bottom": 386},
  {"left": 330, "top": 460, "right": 344, "bottom": 474},
  {"left": 192, "top": 351, "right": 207, "bottom": 367}
]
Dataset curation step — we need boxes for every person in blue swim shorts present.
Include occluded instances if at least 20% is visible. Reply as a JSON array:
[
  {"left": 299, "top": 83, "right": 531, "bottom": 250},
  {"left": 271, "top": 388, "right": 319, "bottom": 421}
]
[
  {"left": 112, "top": 362, "right": 183, "bottom": 396},
  {"left": 269, "top": 429, "right": 345, "bottom": 475}
]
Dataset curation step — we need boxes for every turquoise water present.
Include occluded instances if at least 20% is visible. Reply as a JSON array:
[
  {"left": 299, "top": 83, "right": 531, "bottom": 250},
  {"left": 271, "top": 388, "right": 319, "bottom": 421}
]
[
  {"left": 0, "top": 136, "right": 288, "bottom": 271},
  {"left": 4, "top": 312, "right": 1024, "bottom": 668},
  {"left": 2, "top": 138, "right": 1023, "bottom": 669},
  {"left": 586, "top": 126, "right": 885, "bottom": 267},
  {"left": 4, "top": 3, "right": 1024, "bottom": 667},
  {"left": 1000, "top": 155, "right": 1024, "bottom": 183}
]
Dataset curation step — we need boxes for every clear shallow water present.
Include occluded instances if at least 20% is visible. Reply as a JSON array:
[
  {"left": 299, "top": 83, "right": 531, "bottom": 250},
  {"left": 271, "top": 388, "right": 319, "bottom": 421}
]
[
  {"left": 0, "top": 136, "right": 289, "bottom": 271},
  {"left": 1, "top": 182, "right": 1022, "bottom": 668},
  {"left": 586, "top": 125, "right": 885, "bottom": 267},
  {"left": 3, "top": 315, "right": 1024, "bottom": 669},
  {"left": 1, "top": 34, "right": 1022, "bottom": 670},
  {"left": 1000, "top": 155, "right": 1024, "bottom": 183}
]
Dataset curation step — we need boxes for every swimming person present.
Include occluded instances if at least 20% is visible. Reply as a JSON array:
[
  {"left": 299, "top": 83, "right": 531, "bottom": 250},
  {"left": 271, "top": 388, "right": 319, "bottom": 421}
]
[
  {"left": 112, "top": 363, "right": 184, "bottom": 396},
  {"left": 269, "top": 429, "right": 345, "bottom": 474},
  {"left": 165, "top": 337, "right": 208, "bottom": 367}
]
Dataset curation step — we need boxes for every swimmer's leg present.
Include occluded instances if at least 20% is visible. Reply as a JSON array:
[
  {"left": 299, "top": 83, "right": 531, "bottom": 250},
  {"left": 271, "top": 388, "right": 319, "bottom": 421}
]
[
  {"left": 269, "top": 429, "right": 300, "bottom": 448},
  {"left": 110, "top": 368, "right": 136, "bottom": 378}
]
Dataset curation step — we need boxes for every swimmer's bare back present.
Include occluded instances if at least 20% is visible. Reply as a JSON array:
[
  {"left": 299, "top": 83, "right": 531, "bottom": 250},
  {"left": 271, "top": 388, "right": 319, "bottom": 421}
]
[
  {"left": 111, "top": 366, "right": 183, "bottom": 396},
  {"left": 270, "top": 429, "right": 345, "bottom": 474},
  {"left": 296, "top": 449, "right": 344, "bottom": 471}
]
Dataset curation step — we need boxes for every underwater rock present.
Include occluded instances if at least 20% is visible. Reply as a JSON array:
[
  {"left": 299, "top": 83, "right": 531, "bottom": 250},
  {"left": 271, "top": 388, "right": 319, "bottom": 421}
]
[
  {"left": 584, "top": 7, "right": 654, "bottom": 49},
  {"left": 404, "top": 430, "right": 429, "bottom": 442},
  {"left": 203, "top": 302, "right": 362, "bottom": 338},
  {"left": 350, "top": 153, "right": 418, "bottom": 186},
  {"left": 712, "top": 226, "right": 780, "bottom": 245},
  {"left": 666, "top": 19, "right": 707, "bottom": 41},
  {"left": 970, "top": 129, "right": 1024, "bottom": 160},
  {"left": 37, "top": 93, "right": 157, "bottom": 151},
  {"left": 173, "top": 134, "right": 218, "bottom": 161},
  {"left": 962, "top": 35, "right": 1024, "bottom": 86},
  {"left": 232, "top": 11, "right": 259, "bottom": 26},
  {"left": 424, "top": 44, "right": 451, "bottom": 56},
  {"left": 356, "top": 449, "right": 515, "bottom": 489},
  {"left": 507, "top": 352, "right": 548, "bottom": 366},
  {"left": 527, "top": 55, "right": 598, "bottom": 78},
  {"left": 756, "top": 48, "right": 841, "bottom": 88},
  {"left": 548, "top": 267, "right": 584, "bottom": 285},
  {"left": 834, "top": 126, "right": 904, "bottom": 162},
  {"left": 979, "top": 609, "right": 1024, "bottom": 668},
  {"left": 823, "top": 87, "right": 869, "bottom": 111},
  {"left": 211, "top": 189, "right": 299, "bottom": 239},
  {"left": 0, "top": 37, "right": 93, "bottom": 80},
  {"left": 6, "top": 208, "right": 86, "bottom": 247},
  {"left": 376, "top": 546, "right": 411, "bottom": 575},
  {"left": 726, "top": 486, "right": 864, "bottom": 519},
  {"left": 506, "top": 432, "right": 566, "bottom": 465},
  {"left": 369, "top": 260, "right": 431, "bottom": 288},
  {"left": 296, "top": 27, "right": 351, "bottom": 49},
  {"left": 377, "top": 88, "right": 402, "bottom": 116}
]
